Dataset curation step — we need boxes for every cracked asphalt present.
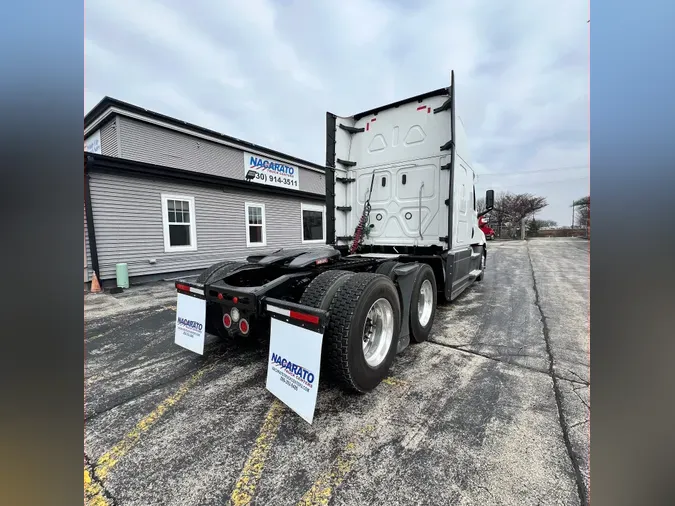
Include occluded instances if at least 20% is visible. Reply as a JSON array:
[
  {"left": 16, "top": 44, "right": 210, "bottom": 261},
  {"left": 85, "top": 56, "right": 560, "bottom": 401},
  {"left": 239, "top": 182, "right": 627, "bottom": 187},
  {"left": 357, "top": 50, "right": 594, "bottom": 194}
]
[{"left": 85, "top": 238, "right": 590, "bottom": 506}]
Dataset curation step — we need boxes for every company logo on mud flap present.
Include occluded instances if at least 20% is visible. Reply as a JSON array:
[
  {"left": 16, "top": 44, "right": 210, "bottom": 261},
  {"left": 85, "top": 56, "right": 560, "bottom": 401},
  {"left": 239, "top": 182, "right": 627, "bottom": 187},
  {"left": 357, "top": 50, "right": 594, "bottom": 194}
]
[
  {"left": 270, "top": 353, "right": 315, "bottom": 387},
  {"left": 177, "top": 317, "right": 203, "bottom": 332},
  {"left": 249, "top": 155, "right": 295, "bottom": 176}
]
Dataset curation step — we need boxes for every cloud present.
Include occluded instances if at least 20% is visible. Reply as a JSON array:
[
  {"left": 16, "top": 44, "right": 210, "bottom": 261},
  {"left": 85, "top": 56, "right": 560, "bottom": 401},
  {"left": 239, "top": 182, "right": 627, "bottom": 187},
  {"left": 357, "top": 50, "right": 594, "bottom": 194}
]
[{"left": 85, "top": 0, "right": 588, "bottom": 224}]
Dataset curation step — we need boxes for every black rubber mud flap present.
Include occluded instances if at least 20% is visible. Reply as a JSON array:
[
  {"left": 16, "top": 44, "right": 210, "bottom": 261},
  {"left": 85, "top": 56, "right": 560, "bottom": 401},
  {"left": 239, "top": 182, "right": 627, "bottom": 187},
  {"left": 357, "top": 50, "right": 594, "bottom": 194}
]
[
  {"left": 324, "top": 273, "right": 401, "bottom": 393},
  {"left": 375, "top": 260, "right": 401, "bottom": 279},
  {"left": 409, "top": 264, "right": 437, "bottom": 343},
  {"left": 476, "top": 248, "right": 486, "bottom": 282}
]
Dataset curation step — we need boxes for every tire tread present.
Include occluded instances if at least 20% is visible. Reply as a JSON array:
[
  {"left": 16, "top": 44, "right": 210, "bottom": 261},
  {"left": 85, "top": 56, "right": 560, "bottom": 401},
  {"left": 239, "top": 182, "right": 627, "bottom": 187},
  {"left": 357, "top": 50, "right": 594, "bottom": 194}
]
[
  {"left": 196, "top": 260, "right": 234, "bottom": 283},
  {"left": 299, "top": 270, "right": 354, "bottom": 309},
  {"left": 325, "top": 273, "right": 393, "bottom": 392}
]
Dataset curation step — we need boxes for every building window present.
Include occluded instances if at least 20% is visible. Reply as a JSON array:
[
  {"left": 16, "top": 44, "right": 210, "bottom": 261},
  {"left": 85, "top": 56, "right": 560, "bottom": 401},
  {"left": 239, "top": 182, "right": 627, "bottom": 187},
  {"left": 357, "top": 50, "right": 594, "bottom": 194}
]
[
  {"left": 161, "top": 194, "right": 197, "bottom": 252},
  {"left": 301, "top": 203, "right": 325, "bottom": 244},
  {"left": 245, "top": 202, "right": 266, "bottom": 247}
]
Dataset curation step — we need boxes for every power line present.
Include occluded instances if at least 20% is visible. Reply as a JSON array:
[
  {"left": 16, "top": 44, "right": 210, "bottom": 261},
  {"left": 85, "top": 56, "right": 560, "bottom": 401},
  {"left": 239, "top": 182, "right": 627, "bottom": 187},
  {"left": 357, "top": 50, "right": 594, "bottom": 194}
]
[
  {"left": 479, "top": 176, "right": 588, "bottom": 189},
  {"left": 476, "top": 165, "right": 588, "bottom": 177}
]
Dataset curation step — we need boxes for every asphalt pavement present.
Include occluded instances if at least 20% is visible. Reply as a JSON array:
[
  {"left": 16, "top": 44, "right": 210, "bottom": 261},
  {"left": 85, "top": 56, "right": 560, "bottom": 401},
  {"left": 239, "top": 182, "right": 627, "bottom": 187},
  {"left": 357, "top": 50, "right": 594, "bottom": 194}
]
[{"left": 85, "top": 238, "right": 590, "bottom": 506}]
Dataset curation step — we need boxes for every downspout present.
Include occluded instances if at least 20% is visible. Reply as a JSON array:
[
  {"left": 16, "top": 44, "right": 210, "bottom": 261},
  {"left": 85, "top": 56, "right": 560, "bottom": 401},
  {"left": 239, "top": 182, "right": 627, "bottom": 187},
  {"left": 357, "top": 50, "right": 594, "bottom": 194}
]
[{"left": 84, "top": 156, "right": 100, "bottom": 281}]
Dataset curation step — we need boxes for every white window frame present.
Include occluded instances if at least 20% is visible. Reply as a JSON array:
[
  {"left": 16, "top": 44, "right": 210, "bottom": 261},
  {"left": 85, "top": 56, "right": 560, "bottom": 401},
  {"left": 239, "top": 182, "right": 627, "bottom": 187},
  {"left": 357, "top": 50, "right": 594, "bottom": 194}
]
[
  {"left": 301, "top": 203, "right": 326, "bottom": 244},
  {"left": 245, "top": 202, "right": 267, "bottom": 247},
  {"left": 161, "top": 194, "right": 198, "bottom": 253}
]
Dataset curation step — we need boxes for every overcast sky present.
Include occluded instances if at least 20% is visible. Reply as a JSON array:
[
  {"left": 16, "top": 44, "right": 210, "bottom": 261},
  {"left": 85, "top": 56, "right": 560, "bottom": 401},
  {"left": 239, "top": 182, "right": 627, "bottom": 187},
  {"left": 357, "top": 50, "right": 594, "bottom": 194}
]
[{"left": 85, "top": 0, "right": 589, "bottom": 225}]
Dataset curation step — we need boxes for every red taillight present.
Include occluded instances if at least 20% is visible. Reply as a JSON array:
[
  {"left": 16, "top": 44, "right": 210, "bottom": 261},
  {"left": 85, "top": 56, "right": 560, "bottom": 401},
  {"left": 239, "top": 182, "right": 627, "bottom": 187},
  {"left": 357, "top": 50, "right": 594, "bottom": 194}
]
[
  {"left": 217, "top": 293, "right": 224, "bottom": 300},
  {"left": 176, "top": 283, "right": 190, "bottom": 292},
  {"left": 232, "top": 296, "right": 239, "bottom": 304},
  {"left": 289, "top": 310, "right": 320, "bottom": 325},
  {"left": 223, "top": 314, "right": 232, "bottom": 328},
  {"left": 239, "top": 319, "right": 249, "bottom": 334}
]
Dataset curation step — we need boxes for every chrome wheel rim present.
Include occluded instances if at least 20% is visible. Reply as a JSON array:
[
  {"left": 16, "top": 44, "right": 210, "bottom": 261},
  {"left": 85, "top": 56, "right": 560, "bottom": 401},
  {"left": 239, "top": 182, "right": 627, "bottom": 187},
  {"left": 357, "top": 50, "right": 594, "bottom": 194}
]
[
  {"left": 418, "top": 279, "right": 434, "bottom": 327},
  {"left": 362, "top": 298, "right": 394, "bottom": 368}
]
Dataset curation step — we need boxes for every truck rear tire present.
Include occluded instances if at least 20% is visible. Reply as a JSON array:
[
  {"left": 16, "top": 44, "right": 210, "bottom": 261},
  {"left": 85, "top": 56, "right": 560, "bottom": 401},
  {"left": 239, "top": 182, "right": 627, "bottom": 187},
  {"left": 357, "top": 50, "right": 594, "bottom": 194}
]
[
  {"left": 324, "top": 273, "right": 401, "bottom": 393},
  {"left": 299, "top": 270, "right": 355, "bottom": 310},
  {"left": 196, "top": 260, "right": 235, "bottom": 284},
  {"left": 409, "top": 264, "right": 437, "bottom": 343}
]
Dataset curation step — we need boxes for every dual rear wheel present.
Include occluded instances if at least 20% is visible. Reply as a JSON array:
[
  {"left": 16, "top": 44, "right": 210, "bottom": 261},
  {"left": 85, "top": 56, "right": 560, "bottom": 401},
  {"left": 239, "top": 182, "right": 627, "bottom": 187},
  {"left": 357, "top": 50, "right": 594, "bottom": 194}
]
[{"left": 300, "top": 263, "right": 437, "bottom": 393}]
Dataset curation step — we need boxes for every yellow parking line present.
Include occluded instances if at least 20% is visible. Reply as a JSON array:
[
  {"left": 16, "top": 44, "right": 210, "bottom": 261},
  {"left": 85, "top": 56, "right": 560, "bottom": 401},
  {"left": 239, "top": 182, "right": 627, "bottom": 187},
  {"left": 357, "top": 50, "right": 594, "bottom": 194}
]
[
  {"left": 295, "top": 377, "right": 403, "bottom": 505},
  {"left": 381, "top": 376, "right": 407, "bottom": 387},
  {"left": 229, "top": 400, "right": 285, "bottom": 506},
  {"left": 94, "top": 362, "right": 216, "bottom": 481},
  {"left": 84, "top": 468, "right": 110, "bottom": 506},
  {"left": 296, "top": 425, "right": 375, "bottom": 506}
]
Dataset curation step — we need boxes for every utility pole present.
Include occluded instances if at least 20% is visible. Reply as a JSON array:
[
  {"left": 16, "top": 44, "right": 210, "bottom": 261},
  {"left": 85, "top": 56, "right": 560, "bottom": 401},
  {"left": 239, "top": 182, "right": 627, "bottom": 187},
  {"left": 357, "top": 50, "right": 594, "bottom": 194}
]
[{"left": 571, "top": 200, "right": 575, "bottom": 228}]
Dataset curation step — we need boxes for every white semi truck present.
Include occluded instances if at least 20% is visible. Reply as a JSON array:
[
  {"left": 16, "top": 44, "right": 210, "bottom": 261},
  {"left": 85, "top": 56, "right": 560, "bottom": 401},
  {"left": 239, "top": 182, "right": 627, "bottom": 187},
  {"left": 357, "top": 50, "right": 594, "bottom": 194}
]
[{"left": 174, "top": 71, "right": 494, "bottom": 399}]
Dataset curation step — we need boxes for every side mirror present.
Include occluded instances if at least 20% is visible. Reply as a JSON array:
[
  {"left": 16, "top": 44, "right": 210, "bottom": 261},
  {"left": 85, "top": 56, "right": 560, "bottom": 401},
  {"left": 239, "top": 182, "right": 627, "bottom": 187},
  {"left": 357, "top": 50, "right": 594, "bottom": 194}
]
[{"left": 485, "top": 189, "right": 494, "bottom": 211}]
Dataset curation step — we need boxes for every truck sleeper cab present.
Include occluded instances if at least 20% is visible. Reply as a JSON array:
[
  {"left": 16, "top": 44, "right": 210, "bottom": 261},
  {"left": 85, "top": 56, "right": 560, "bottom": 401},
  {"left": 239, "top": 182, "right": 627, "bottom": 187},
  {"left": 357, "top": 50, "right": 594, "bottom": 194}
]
[{"left": 175, "top": 71, "right": 494, "bottom": 394}]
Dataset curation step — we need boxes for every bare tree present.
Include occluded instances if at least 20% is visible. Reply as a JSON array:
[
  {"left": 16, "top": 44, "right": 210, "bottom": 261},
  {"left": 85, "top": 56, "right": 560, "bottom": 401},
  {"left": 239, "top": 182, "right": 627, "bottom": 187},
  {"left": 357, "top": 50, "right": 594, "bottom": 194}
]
[
  {"left": 504, "top": 194, "right": 548, "bottom": 220},
  {"left": 490, "top": 191, "right": 510, "bottom": 237},
  {"left": 499, "top": 193, "right": 548, "bottom": 237},
  {"left": 574, "top": 196, "right": 590, "bottom": 228}
]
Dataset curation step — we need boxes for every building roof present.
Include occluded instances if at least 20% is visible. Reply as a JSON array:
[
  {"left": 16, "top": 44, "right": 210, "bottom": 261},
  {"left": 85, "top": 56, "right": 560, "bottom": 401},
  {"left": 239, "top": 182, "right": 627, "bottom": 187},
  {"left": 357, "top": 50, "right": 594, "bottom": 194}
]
[{"left": 84, "top": 96, "right": 326, "bottom": 172}]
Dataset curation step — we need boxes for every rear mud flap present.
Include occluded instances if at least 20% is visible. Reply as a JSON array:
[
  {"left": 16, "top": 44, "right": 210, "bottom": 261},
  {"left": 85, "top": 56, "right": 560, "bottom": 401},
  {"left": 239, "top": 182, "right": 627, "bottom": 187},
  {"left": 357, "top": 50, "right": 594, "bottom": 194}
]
[
  {"left": 262, "top": 298, "right": 329, "bottom": 424},
  {"left": 391, "top": 263, "right": 423, "bottom": 354}
]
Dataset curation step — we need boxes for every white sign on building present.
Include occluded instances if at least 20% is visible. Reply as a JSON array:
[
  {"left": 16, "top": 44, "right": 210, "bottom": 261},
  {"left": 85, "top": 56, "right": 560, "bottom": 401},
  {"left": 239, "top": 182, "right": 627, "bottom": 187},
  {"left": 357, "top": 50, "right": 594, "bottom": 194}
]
[
  {"left": 84, "top": 130, "right": 102, "bottom": 154},
  {"left": 244, "top": 152, "right": 300, "bottom": 190}
]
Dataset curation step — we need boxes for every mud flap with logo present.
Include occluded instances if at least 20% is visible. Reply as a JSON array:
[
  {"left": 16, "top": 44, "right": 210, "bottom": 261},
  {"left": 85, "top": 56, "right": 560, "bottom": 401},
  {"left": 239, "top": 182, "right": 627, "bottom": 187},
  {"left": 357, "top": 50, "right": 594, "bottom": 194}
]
[
  {"left": 175, "top": 291, "right": 207, "bottom": 355},
  {"left": 263, "top": 298, "right": 329, "bottom": 424}
]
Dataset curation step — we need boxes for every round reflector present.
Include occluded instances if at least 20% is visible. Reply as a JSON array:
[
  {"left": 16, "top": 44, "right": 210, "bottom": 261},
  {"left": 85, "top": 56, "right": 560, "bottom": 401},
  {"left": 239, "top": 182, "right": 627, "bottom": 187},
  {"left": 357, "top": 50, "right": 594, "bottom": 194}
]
[
  {"left": 223, "top": 313, "right": 232, "bottom": 328},
  {"left": 239, "top": 319, "right": 249, "bottom": 335},
  {"left": 217, "top": 293, "right": 224, "bottom": 300},
  {"left": 231, "top": 307, "right": 240, "bottom": 323},
  {"left": 232, "top": 296, "right": 239, "bottom": 304}
]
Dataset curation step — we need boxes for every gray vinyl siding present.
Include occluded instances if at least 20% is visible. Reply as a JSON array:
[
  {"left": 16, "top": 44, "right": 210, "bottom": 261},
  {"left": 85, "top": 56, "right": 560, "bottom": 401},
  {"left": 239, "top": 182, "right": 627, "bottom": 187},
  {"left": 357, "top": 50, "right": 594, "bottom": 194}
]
[
  {"left": 116, "top": 116, "right": 325, "bottom": 194},
  {"left": 88, "top": 172, "right": 325, "bottom": 280},
  {"left": 299, "top": 165, "right": 325, "bottom": 194},
  {"left": 99, "top": 117, "right": 119, "bottom": 157}
]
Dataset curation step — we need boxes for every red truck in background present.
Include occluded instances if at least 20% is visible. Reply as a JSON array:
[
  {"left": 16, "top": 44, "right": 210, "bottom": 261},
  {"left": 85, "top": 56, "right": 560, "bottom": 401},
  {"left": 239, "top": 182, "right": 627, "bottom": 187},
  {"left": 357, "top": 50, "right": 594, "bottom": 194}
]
[{"left": 479, "top": 216, "right": 495, "bottom": 240}]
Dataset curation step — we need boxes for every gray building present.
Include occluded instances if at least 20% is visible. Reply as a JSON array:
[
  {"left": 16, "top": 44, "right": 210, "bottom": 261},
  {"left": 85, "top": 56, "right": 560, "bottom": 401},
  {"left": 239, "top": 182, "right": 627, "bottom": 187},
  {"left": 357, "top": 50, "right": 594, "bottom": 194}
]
[{"left": 84, "top": 97, "right": 327, "bottom": 286}]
